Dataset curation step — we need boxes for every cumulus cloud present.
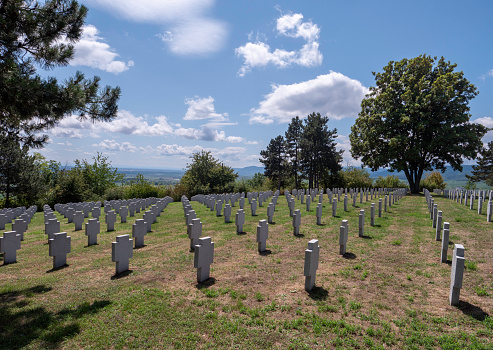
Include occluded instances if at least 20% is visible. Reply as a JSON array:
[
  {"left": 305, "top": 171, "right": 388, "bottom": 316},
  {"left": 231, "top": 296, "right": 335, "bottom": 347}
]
[
  {"left": 69, "top": 25, "right": 133, "bottom": 74},
  {"left": 474, "top": 116, "right": 493, "bottom": 128},
  {"left": 250, "top": 72, "right": 369, "bottom": 124},
  {"left": 184, "top": 96, "right": 228, "bottom": 121},
  {"left": 100, "top": 111, "right": 174, "bottom": 136},
  {"left": 85, "top": 0, "right": 227, "bottom": 55},
  {"left": 175, "top": 127, "right": 244, "bottom": 143},
  {"left": 93, "top": 139, "right": 137, "bottom": 152},
  {"left": 236, "top": 12, "right": 322, "bottom": 76}
]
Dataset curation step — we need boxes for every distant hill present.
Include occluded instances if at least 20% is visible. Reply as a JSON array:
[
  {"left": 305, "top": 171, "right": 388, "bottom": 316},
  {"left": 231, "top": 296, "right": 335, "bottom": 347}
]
[{"left": 234, "top": 166, "right": 264, "bottom": 178}]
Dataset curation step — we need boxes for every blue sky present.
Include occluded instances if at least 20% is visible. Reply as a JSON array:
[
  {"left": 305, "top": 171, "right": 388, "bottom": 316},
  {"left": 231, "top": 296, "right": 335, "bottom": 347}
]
[{"left": 38, "top": 0, "right": 493, "bottom": 170}]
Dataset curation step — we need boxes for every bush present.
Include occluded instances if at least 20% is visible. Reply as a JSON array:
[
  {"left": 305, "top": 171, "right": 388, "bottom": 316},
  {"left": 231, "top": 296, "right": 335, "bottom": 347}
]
[
  {"left": 374, "top": 175, "right": 408, "bottom": 189},
  {"left": 339, "top": 167, "right": 373, "bottom": 188},
  {"left": 420, "top": 171, "right": 447, "bottom": 192}
]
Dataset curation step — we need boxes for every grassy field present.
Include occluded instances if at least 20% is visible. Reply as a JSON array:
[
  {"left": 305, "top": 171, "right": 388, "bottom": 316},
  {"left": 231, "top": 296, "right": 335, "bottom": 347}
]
[{"left": 0, "top": 192, "right": 492, "bottom": 349}]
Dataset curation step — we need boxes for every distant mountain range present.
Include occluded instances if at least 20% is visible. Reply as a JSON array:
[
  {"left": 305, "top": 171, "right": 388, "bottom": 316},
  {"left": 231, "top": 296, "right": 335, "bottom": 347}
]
[{"left": 115, "top": 164, "right": 488, "bottom": 189}]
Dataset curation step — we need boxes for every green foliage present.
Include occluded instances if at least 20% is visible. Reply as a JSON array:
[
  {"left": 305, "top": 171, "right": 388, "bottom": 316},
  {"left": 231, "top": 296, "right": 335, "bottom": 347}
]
[
  {"left": 123, "top": 173, "right": 159, "bottom": 199},
  {"left": 466, "top": 141, "right": 493, "bottom": 187},
  {"left": 339, "top": 167, "right": 373, "bottom": 188},
  {"left": 374, "top": 175, "right": 408, "bottom": 189},
  {"left": 0, "top": 136, "right": 44, "bottom": 208},
  {"left": 350, "top": 55, "right": 487, "bottom": 193},
  {"left": 0, "top": 0, "right": 121, "bottom": 148},
  {"left": 75, "top": 153, "right": 124, "bottom": 196},
  {"left": 260, "top": 135, "right": 288, "bottom": 191},
  {"left": 285, "top": 116, "right": 303, "bottom": 188},
  {"left": 180, "top": 151, "right": 237, "bottom": 196},
  {"left": 420, "top": 171, "right": 447, "bottom": 192},
  {"left": 464, "top": 177, "right": 477, "bottom": 190}
]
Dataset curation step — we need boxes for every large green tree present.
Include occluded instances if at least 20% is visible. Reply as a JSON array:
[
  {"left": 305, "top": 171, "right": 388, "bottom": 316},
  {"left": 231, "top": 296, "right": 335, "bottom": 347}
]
[
  {"left": 0, "top": 0, "right": 120, "bottom": 148},
  {"left": 300, "top": 112, "right": 342, "bottom": 189},
  {"left": 180, "top": 150, "right": 237, "bottom": 196},
  {"left": 466, "top": 141, "right": 493, "bottom": 187},
  {"left": 350, "top": 55, "right": 488, "bottom": 194},
  {"left": 285, "top": 116, "right": 303, "bottom": 189},
  {"left": 260, "top": 135, "right": 288, "bottom": 191}
]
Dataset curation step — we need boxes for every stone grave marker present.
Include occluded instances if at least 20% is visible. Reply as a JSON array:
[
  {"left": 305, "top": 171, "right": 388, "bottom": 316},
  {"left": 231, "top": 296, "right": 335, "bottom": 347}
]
[
  {"left": 256, "top": 220, "right": 268, "bottom": 253},
  {"left": 224, "top": 204, "right": 232, "bottom": 223},
  {"left": 378, "top": 199, "right": 382, "bottom": 218},
  {"left": 288, "top": 199, "right": 295, "bottom": 217},
  {"left": 316, "top": 203, "right": 322, "bottom": 225},
  {"left": 239, "top": 197, "right": 245, "bottom": 209},
  {"left": 106, "top": 210, "right": 117, "bottom": 232},
  {"left": 12, "top": 219, "right": 27, "bottom": 241},
  {"left": 235, "top": 209, "right": 245, "bottom": 233},
  {"left": 73, "top": 211, "right": 84, "bottom": 231},
  {"left": 188, "top": 218, "right": 202, "bottom": 250},
  {"left": 49, "top": 232, "right": 71, "bottom": 269},
  {"left": 143, "top": 211, "right": 153, "bottom": 232},
  {"left": 332, "top": 198, "right": 337, "bottom": 217},
  {"left": 303, "top": 239, "right": 320, "bottom": 292},
  {"left": 359, "top": 210, "right": 365, "bottom": 237},
  {"left": 194, "top": 237, "right": 214, "bottom": 283},
  {"left": 339, "top": 220, "right": 349, "bottom": 255},
  {"left": 132, "top": 219, "right": 147, "bottom": 248},
  {"left": 45, "top": 218, "right": 60, "bottom": 241},
  {"left": 112, "top": 234, "right": 133, "bottom": 274},
  {"left": 441, "top": 222, "right": 450, "bottom": 263},
  {"left": 85, "top": 218, "right": 100, "bottom": 246},
  {"left": 216, "top": 200, "right": 223, "bottom": 217},
  {"left": 0, "top": 231, "right": 21, "bottom": 264},
  {"left": 120, "top": 206, "right": 128, "bottom": 223},
  {"left": 306, "top": 195, "right": 311, "bottom": 211},
  {"left": 435, "top": 210, "right": 442, "bottom": 241},
  {"left": 432, "top": 204, "right": 438, "bottom": 228},
  {"left": 370, "top": 203, "right": 375, "bottom": 226},
  {"left": 66, "top": 207, "right": 75, "bottom": 223},
  {"left": 251, "top": 199, "right": 257, "bottom": 216},
  {"left": 449, "top": 244, "right": 465, "bottom": 306},
  {"left": 344, "top": 195, "right": 348, "bottom": 212},
  {"left": 92, "top": 207, "right": 101, "bottom": 219},
  {"left": 293, "top": 209, "right": 301, "bottom": 236},
  {"left": 267, "top": 203, "right": 275, "bottom": 224},
  {"left": 0, "top": 214, "right": 7, "bottom": 230}
]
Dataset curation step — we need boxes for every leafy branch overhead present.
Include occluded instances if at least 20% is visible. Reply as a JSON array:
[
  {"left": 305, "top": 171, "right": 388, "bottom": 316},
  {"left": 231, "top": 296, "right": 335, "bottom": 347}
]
[
  {"left": 349, "top": 54, "right": 488, "bottom": 193},
  {"left": 0, "top": 0, "right": 121, "bottom": 148}
]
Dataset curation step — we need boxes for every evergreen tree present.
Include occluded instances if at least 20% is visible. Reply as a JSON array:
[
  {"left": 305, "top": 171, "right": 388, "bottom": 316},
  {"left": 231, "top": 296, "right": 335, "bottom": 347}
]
[
  {"left": 285, "top": 116, "right": 303, "bottom": 189},
  {"left": 300, "top": 113, "right": 342, "bottom": 189},
  {"left": 0, "top": 0, "right": 121, "bottom": 148},
  {"left": 260, "top": 135, "right": 288, "bottom": 191},
  {"left": 466, "top": 141, "right": 493, "bottom": 186}
]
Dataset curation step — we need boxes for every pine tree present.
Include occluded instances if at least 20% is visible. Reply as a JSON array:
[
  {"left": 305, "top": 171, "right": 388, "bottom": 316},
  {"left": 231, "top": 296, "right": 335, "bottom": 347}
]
[
  {"left": 0, "top": 0, "right": 121, "bottom": 148},
  {"left": 260, "top": 135, "right": 287, "bottom": 191},
  {"left": 466, "top": 141, "right": 493, "bottom": 186},
  {"left": 285, "top": 116, "right": 303, "bottom": 189}
]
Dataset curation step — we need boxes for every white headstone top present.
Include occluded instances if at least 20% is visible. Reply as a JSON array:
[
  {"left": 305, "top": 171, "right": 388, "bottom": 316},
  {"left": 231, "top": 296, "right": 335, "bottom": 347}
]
[
  {"left": 194, "top": 236, "right": 214, "bottom": 283},
  {"left": 112, "top": 234, "right": 133, "bottom": 274},
  {"left": 49, "top": 232, "right": 71, "bottom": 269},
  {"left": 0, "top": 231, "right": 21, "bottom": 264},
  {"left": 304, "top": 239, "right": 320, "bottom": 291}
]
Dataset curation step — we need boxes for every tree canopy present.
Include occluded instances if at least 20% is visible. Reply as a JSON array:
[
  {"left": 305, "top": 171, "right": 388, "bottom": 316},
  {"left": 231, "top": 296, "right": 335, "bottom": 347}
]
[
  {"left": 350, "top": 55, "right": 488, "bottom": 193},
  {"left": 0, "top": 0, "right": 121, "bottom": 148},
  {"left": 260, "top": 135, "right": 288, "bottom": 191},
  {"left": 180, "top": 150, "right": 237, "bottom": 196}
]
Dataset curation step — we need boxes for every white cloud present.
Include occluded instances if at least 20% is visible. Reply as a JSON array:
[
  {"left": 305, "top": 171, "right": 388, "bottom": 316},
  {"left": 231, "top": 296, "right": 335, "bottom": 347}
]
[
  {"left": 85, "top": 0, "right": 227, "bottom": 55},
  {"left": 93, "top": 139, "right": 137, "bottom": 152},
  {"left": 250, "top": 72, "right": 369, "bottom": 124},
  {"left": 156, "top": 144, "right": 204, "bottom": 156},
  {"left": 69, "top": 25, "right": 133, "bottom": 74},
  {"left": 336, "top": 134, "right": 361, "bottom": 167},
  {"left": 49, "top": 115, "right": 98, "bottom": 138},
  {"left": 100, "top": 111, "right": 174, "bottom": 136},
  {"left": 236, "top": 12, "right": 322, "bottom": 76},
  {"left": 175, "top": 126, "right": 244, "bottom": 143},
  {"left": 184, "top": 96, "right": 228, "bottom": 121},
  {"left": 474, "top": 116, "right": 493, "bottom": 128}
]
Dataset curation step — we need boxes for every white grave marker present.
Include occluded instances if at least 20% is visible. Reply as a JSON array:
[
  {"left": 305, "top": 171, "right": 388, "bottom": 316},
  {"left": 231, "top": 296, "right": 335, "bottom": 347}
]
[
  {"left": 194, "top": 237, "right": 214, "bottom": 283},
  {"left": 0, "top": 231, "right": 21, "bottom": 264},
  {"left": 49, "top": 232, "right": 71, "bottom": 269},
  {"left": 112, "top": 234, "right": 133, "bottom": 274},
  {"left": 303, "top": 239, "right": 320, "bottom": 292}
]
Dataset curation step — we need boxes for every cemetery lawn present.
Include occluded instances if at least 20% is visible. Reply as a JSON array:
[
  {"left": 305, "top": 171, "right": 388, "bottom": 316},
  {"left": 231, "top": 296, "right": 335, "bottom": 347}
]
[{"left": 1, "top": 194, "right": 492, "bottom": 349}]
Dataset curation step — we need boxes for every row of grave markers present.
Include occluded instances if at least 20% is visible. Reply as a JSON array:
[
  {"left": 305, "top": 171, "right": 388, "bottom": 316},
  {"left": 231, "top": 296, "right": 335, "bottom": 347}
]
[
  {"left": 439, "top": 188, "right": 493, "bottom": 222},
  {"left": 424, "top": 189, "right": 466, "bottom": 306}
]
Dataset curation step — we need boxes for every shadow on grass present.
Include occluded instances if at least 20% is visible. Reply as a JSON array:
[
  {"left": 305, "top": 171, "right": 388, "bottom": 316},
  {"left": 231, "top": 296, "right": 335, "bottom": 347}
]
[
  {"left": 134, "top": 245, "right": 147, "bottom": 250},
  {"left": 237, "top": 231, "right": 247, "bottom": 236},
  {"left": 84, "top": 243, "right": 99, "bottom": 248},
  {"left": 343, "top": 252, "right": 357, "bottom": 260},
  {"left": 372, "top": 224, "right": 382, "bottom": 228},
  {"left": 46, "top": 264, "right": 70, "bottom": 273},
  {"left": 457, "top": 301, "right": 490, "bottom": 321},
  {"left": 195, "top": 277, "right": 216, "bottom": 289},
  {"left": 259, "top": 250, "right": 272, "bottom": 256},
  {"left": 316, "top": 223, "right": 326, "bottom": 227},
  {"left": 308, "top": 286, "right": 329, "bottom": 301},
  {"left": 294, "top": 234, "right": 305, "bottom": 238},
  {"left": 0, "top": 285, "right": 110, "bottom": 350},
  {"left": 111, "top": 269, "right": 133, "bottom": 280},
  {"left": 361, "top": 235, "right": 372, "bottom": 239}
]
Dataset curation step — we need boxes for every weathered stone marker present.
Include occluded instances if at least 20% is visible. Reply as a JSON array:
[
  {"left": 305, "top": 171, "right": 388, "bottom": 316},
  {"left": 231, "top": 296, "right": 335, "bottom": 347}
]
[
  {"left": 132, "top": 219, "right": 147, "bottom": 248},
  {"left": 224, "top": 204, "right": 232, "bottom": 223},
  {"left": 293, "top": 209, "right": 301, "bottom": 235},
  {"left": 344, "top": 195, "right": 348, "bottom": 212},
  {"left": 73, "top": 211, "right": 84, "bottom": 231},
  {"left": 12, "top": 219, "right": 27, "bottom": 241},
  {"left": 251, "top": 199, "right": 257, "bottom": 216},
  {"left": 370, "top": 203, "right": 375, "bottom": 226},
  {"left": 194, "top": 237, "right": 214, "bottom": 283},
  {"left": 106, "top": 210, "right": 117, "bottom": 232},
  {"left": 49, "top": 232, "right": 71, "bottom": 269},
  {"left": 358, "top": 210, "right": 365, "bottom": 237},
  {"left": 441, "top": 222, "right": 450, "bottom": 263},
  {"left": 112, "top": 234, "right": 133, "bottom": 274},
  {"left": 216, "top": 200, "right": 223, "bottom": 217},
  {"left": 332, "top": 198, "right": 337, "bottom": 217},
  {"left": 45, "top": 218, "right": 60, "bottom": 241},
  {"left": 435, "top": 210, "right": 442, "bottom": 241},
  {"left": 235, "top": 209, "right": 245, "bottom": 233},
  {"left": 267, "top": 203, "right": 275, "bottom": 224},
  {"left": 339, "top": 220, "right": 348, "bottom": 255},
  {"left": 449, "top": 244, "right": 465, "bottom": 306},
  {"left": 120, "top": 206, "right": 128, "bottom": 223},
  {"left": 85, "top": 218, "right": 100, "bottom": 246},
  {"left": 0, "top": 231, "right": 21, "bottom": 264},
  {"left": 378, "top": 199, "right": 382, "bottom": 217},
  {"left": 303, "top": 239, "right": 320, "bottom": 292},
  {"left": 316, "top": 203, "right": 322, "bottom": 225},
  {"left": 256, "top": 220, "right": 268, "bottom": 253},
  {"left": 306, "top": 195, "right": 311, "bottom": 211},
  {"left": 188, "top": 218, "right": 202, "bottom": 250}
]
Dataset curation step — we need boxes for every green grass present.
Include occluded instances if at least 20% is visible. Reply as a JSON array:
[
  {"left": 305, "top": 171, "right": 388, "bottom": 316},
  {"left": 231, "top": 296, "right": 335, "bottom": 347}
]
[{"left": 0, "top": 192, "right": 492, "bottom": 349}]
